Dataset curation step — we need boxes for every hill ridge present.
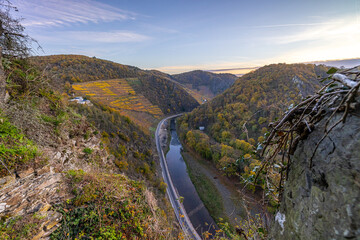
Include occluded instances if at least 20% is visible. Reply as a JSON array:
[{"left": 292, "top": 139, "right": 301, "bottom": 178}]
[
  {"left": 31, "top": 54, "right": 200, "bottom": 131},
  {"left": 171, "top": 69, "right": 238, "bottom": 102}
]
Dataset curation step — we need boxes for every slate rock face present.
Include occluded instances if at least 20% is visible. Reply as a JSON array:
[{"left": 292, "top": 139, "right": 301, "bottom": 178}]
[
  {"left": 0, "top": 123, "right": 110, "bottom": 239},
  {"left": 0, "top": 167, "right": 66, "bottom": 239},
  {"left": 272, "top": 104, "right": 360, "bottom": 239}
]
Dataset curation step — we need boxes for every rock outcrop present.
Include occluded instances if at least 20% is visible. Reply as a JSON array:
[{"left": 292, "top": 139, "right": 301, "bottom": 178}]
[
  {"left": 0, "top": 128, "right": 110, "bottom": 239},
  {"left": 0, "top": 167, "right": 65, "bottom": 239},
  {"left": 271, "top": 102, "right": 360, "bottom": 239}
]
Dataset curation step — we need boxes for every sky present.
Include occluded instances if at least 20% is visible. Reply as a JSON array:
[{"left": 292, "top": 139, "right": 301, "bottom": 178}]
[{"left": 11, "top": 0, "right": 360, "bottom": 74}]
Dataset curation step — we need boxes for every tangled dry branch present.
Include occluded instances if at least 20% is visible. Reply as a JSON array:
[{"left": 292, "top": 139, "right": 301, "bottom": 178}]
[{"left": 255, "top": 65, "right": 360, "bottom": 201}]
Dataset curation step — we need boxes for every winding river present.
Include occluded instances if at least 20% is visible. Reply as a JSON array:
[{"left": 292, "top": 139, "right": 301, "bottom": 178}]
[{"left": 165, "top": 119, "right": 217, "bottom": 236}]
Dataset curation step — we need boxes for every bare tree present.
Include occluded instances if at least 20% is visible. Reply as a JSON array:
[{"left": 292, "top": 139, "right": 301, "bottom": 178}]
[
  {"left": 0, "top": 0, "right": 41, "bottom": 104},
  {"left": 0, "top": 0, "right": 39, "bottom": 57}
]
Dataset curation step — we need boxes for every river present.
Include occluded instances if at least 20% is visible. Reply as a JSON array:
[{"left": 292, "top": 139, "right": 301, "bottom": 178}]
[{"left": 165, "top": 119, "right": 217, "bottom": 236}]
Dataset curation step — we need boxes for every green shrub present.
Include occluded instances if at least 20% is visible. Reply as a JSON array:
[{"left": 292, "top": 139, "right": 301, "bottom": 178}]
[
  {"left": 118, "top": 132, "right": 130, "bottom": 142},
  {"left": 51, "top": 172, "right": 164, "bottom": 239},
  {"left": 83, "top": 147, "right": 93, "bottom": 154},
  {"left": 158, "top": 181, "right": 167, "bottom": 194},
  {"left": 0, "top": 115, "right": 38, "bottom": 177}
]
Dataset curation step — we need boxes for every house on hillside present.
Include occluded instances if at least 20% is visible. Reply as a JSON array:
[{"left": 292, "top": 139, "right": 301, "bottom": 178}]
[
  {"left": 199, "top": 126, "right": 205, "bottom": 131},
  {"left": 70, "top": 97, "right": 92, "bottom": 105}
]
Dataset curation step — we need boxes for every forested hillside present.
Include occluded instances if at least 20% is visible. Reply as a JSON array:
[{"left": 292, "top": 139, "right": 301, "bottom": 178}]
[
  {"left": 180, "top": 63, "right": 328, "bottom": 143},
  {"left": 31, "top": 55, "right": 141, "bottom": 86},
  {"left": 172, "top": 70, "right": 237, "bottom": 100},
  {"left": 0, "top": 57, "right": 175, "bottom": 239},
  {"left": 31, "top": 55, "right": 198, "bottom": 113},
  {"left": 178, "top": 63, "right": 329, "bottom": 191},
  {"left": 31, "top": 55, "right": 199, "bottom": 130}
]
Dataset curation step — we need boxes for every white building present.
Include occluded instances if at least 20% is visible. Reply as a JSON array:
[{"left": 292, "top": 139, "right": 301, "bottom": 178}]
[{"left": 70, "top": 97, "right": 92, "bottom": 105}]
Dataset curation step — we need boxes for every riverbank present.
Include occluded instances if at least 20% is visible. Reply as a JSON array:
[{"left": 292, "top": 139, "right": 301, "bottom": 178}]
[
  {"left": 181, "top": 148, "right": 247, "bottom": 227},
  {"left": 165, "top": 118, "right": 217, "bottom": 237},
  {"left": 181, "top": 151, "right": 226, "bottom": 221},
  {"left": 178, "top": 129, "right": 270, "bottom": 230},
  {"left": 155, "top": 115, "right": 202, "bottom": 240}
]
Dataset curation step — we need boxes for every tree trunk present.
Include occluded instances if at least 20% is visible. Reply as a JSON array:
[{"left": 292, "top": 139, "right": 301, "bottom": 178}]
[{"left": 0, "top": 47, "right": 6, "bottom": 106}]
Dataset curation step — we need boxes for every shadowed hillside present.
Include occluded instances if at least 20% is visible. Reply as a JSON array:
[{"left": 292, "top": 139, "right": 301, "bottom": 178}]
[
  {"left": 31, "top": 55, "right": 199, "bottom": 131},
  {"left": 31, "top": 55, "right": 199, "bottom": 113},
  {"left": 172, "top": 70, "right": 237, "bottom": 101}
]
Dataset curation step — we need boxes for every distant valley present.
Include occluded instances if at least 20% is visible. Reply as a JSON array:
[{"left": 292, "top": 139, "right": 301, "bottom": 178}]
[{"left": 171, "top": 70, "right": 238, "bottom": 102}]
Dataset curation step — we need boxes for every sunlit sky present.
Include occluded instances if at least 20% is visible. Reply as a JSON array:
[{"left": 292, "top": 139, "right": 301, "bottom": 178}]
[{"left": 12, "top": 0, "right": 360, "bottom": 74}]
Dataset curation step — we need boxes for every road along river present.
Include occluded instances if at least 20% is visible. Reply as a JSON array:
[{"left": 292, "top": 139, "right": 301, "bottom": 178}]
[{"left": 156, "top": 115, "right": 217, "bottom": 239}]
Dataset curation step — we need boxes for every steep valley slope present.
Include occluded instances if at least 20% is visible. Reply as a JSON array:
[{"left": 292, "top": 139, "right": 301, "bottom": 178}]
[
  {"left": 178, "top": 62, "right": 360, "bottom": 239},
  {"left": 180, "top": 63, "right": 329, "bottom": 147},
  {"left": 176, "top": 63, "right": 330, "bottom": 235},
  {"left": 31, "top": 55, "right": 199, "bottom": 132},
  {"left": 171, "top": 70, "right": 238, "bottom": 102},
  {"left": 0, "top": 56, "right": 183, "bottom": 239}
]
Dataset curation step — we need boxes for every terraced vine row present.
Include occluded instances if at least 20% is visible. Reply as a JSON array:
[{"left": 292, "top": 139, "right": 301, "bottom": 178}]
[{"left": 72, "top": 78, "right": 163, "bottom": 117}]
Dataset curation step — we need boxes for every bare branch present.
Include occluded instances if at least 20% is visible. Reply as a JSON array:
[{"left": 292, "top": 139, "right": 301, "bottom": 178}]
[
  {"left": 256, "top": 65, "right": 360, "bottom": 203},
  {"left": 332, "top": 73, "right": 358, "bottom": 88},
  {"left": 0, "top": 0, "right": 41, "bottom": 57}
]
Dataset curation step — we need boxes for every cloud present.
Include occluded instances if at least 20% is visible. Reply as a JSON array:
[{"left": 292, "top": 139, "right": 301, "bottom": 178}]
[
  {"left": 271, "top": 41, "right": 360, "bottom": 64},
  {"left": 31, "top": 30, "right": 150, "bottom": 44},
  {"left": 255, "top": 16, "right": 360, "bottom": 64},
  {"left": 268, "top": 18, "right": 360, "bottom": 44},
  {"left": 67, "top": 31, "right": 150, "bottom": 43},
  {"left": 13, "top": 0, "right": 137, "bottom": 27},
  {"left": 250, "top": 22, "right": 341, "bottom": 29},
  {"left": 252, "top": 17, "right": 360, "bottom": 66}
]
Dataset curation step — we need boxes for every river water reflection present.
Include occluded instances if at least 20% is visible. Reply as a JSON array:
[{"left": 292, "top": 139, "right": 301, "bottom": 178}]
[{"left": 166, "top": 119, "right": 217, "bottom": 236}]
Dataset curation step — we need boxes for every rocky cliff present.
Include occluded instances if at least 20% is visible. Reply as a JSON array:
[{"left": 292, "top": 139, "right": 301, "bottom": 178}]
[
  {"left": 0, "top": 117, "right": 111, "bottom": 238},
  {"left": 271, "top": 98, "right": 360, "bottom": 239}
]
